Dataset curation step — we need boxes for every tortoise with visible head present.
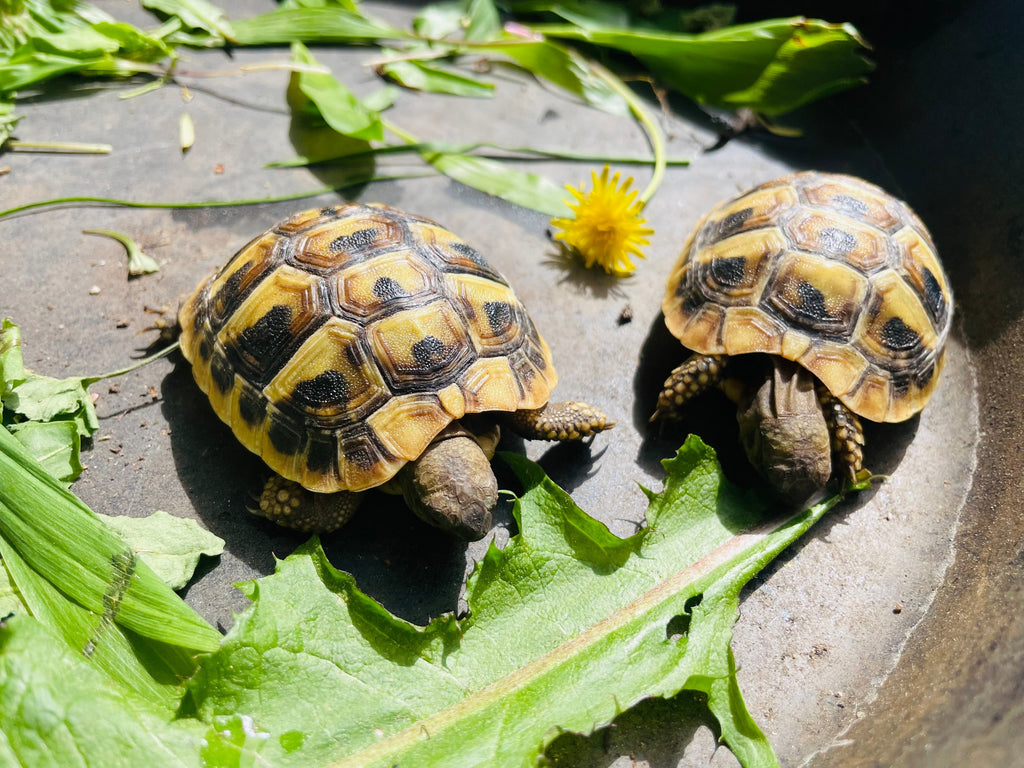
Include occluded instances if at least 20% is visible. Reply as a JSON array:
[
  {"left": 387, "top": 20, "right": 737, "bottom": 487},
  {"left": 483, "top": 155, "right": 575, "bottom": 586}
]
[
  {"left": 179, "top": 203, "right": 612, "bottom": 540},
  {"left": 653, "top": 171, "right": 952, "bottom": 503}
]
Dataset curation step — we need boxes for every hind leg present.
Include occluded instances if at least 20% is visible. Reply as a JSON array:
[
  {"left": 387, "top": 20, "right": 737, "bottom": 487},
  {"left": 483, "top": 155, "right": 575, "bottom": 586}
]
[
  {"left": 503, "top": 401, "right": 613, "bottom": 441},
  {"left": 254, "top": 475, "right": 362, "bottom": 533}
]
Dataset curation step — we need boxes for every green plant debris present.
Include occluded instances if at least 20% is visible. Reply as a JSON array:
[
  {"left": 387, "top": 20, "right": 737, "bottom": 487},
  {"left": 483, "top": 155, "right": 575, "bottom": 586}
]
[
  {"left": 532, "top": 17, "right": 873, "bottom": 116},
  {"left": 97, "top": 511, "right": 225, "bottom": 591},
  {"left": 83, "top": 228, "right": 161, "bottom": 276}
]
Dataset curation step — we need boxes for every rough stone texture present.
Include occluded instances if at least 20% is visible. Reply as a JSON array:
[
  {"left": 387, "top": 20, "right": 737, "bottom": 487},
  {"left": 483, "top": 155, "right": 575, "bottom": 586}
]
[{"left": 1, "top": 1, "right": 1017, "bottom": 766}]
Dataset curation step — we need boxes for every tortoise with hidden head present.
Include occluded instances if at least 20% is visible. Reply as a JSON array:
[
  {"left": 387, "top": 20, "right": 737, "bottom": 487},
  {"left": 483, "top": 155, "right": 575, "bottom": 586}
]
[
  {"left": 653, "top": 171, "right": 952, "bottom": 503},
  {"left": 178, "top": 203, "right": 612, "bottom": 540}
]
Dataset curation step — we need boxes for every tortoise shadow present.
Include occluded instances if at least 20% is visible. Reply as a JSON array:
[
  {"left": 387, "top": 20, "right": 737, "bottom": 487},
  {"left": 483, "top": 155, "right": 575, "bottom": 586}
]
[
  {"left": 630, "top": 311, "right": 921, "bottom": 519},
  {"left": 161, "top": 360, "right": 470, "bottom": 626}
]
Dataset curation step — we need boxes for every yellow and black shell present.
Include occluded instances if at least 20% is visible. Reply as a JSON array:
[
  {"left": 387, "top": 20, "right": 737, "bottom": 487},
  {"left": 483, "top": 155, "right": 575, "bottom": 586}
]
[
  {"left": 178, "top": 203, "right": 557, "bottom": 494},
  {"left": 663, "top": 171, "right": 952, "bottom": 423}
]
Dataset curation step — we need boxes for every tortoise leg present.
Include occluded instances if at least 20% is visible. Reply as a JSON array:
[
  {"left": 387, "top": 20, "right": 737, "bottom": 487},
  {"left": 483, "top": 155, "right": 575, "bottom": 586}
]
[
  {"left": 816, "top": 387, "right": 866, "bottom": 487},
  {"left": 651, "top": 354, "right": 727, "bottom": 422},
  {"left": 502, "top": 401, "right": 613, "bottom": 441},
  {"left": 255, "top": 475, "right": 361, "bottom": 533}
]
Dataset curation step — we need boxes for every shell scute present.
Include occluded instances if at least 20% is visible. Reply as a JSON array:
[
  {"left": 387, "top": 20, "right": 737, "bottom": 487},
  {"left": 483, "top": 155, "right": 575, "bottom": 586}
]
[
  {"left": 179, "top": 203, "right": 557, "bottom": 494},
  {"left": 663, "top": 171, "right": 952, "bottom": 423}
]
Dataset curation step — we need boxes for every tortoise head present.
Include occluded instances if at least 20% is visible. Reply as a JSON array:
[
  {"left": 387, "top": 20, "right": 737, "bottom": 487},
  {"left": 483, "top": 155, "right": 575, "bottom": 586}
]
[{"left": 735, "top": 357, "right": 832, "bottom": 505}]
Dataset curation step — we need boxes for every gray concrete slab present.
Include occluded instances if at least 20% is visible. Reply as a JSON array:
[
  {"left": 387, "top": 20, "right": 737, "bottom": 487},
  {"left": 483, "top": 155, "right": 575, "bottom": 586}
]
[{"left": 1, "top": 1, "right": 1018, "bottom": 766}]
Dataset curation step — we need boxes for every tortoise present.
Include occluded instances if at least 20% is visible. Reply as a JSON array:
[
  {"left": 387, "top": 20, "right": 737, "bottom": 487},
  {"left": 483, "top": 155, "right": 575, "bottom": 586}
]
[
  {"left": 653, "top": 171, "right": 952, "bottom": 503},
  {"left": 178, "top": 203, "right": 612, "bottom": 540}
]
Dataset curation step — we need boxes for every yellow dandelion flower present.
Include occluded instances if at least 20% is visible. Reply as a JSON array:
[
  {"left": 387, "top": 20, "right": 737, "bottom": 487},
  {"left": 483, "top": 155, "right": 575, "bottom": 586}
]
[{"left": 551, "top": 166, "right": 654, "bottom": 277}]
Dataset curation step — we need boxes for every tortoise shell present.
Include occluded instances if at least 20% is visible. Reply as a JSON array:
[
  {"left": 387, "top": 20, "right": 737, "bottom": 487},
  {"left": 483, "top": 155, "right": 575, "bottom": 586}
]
[
  {"left": 662, "top": 171, "right": 952, "bottom": 423},
  {"left": 178, "top": 203, "right": 556, "bottom": 494}
]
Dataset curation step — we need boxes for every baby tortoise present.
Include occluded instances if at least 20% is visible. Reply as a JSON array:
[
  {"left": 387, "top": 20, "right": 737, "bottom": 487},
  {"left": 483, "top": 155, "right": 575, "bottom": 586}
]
[
  {"left": 179, "top": 203, "right": 612, "bottom": 540},
  {"left": 653, "top": 171, "right": 952, "bottom": 503}
]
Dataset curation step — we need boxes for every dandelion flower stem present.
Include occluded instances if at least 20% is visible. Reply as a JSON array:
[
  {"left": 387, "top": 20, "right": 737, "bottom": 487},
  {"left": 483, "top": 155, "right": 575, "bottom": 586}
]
[{"left": 588, "top": 61, "right": 666, "bottom": 205}]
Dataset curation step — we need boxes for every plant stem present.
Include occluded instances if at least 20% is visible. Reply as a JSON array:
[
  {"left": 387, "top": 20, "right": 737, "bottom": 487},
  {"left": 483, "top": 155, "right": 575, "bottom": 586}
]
[
  {"left": 588, "top": 61, "right": 666, "bottom": 205},
  {"left": 5, "top": 141, "right": 112, "bottom": 154}
]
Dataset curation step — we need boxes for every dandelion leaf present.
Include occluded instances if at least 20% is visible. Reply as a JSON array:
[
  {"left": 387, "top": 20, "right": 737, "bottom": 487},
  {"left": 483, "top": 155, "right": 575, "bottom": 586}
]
[{"left": 188, "top": 436, "right": 838, "bottom": 768}]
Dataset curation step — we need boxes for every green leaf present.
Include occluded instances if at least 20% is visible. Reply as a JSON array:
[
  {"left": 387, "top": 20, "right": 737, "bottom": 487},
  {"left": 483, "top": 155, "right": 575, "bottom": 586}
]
[
  {"left": 289, "top": 42, "right": 383, "bottom": 142},
  {"left": 141, "top": 0, "right": 236, "bottom": 43},
  {"left": 83, "top": 227, "right": 161, "bottom": 276},
  {"left": 4, "top": 372, "right": 98, "bottom": 437},
  {"left": 464, "top": 0, "right": 501, "bottom": 41},
  {"left": 0, "top": 425, "right": 222, "bottom": 652},
  {"left": 7, "top": 420, "right": 82, "bottom": 485},
  {"left": 481, "top": 39, "right": 630, "bottom": 116},
  {"left": 421, "top": 149, "right": 570, "bottom": 215},
  {"left": 97, "top": 511, "right": 225, "bottom": 591},
  {"left": 534, "top": 17, "right": 873, "bottom": 115},
  {"left": 230, "top": 7, "right": 403, "bottom": 45},
  {"left": 0, "top": 536, "right": 201, "bottom": 717},
  {"left": 0, "top": 317, "right": 25, "bottom": 404},
  {"left": 0, "top": 100, "right": 18, "bottom": 144},
  {"left": 379, "top": 53, "right": 495, "bottom": 97},
  {"left": 0, "top": 558, "right": 25, "bottom": 617},
  {"left": 413, "top": 3, "right": 465, "bottom": 38},
  {"left": 187, "top": 437, "right": 838, "bottom": 767},
  {"left": 0, "top": 614, "right": 207, "bottom": 767}
]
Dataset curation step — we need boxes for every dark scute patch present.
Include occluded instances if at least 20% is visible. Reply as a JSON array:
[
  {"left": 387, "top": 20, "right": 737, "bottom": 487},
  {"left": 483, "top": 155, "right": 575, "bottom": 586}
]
[
  {"left": 198, "top": 337, "right": 213, "bottom": 362},
  {"left": 213, "top": 266, "right": 247, "bottom": 320},
  {"left": 921, "top": 267, "right": 947, "bottom": 323},
  {"left": 191, "top": 300, "right": 207, "bottom": 333},
  {"left": 319, "top": 207, "right": 337, "bottom": 217},
  {"left": 483, "top": 301, "right": 513, "bottom": 334},
  {"left": 305, "top": 432, "right": 338, "bottom": 475},
  {"left": 709, "top": 256, "right": 747, "bottom": 287},
  {"left": 211, "top": 352, "right": 234, "bottom": 395},
  {"left": 411, "top": 335, "right": 448, "bottom": 367},
  {"left": 819, "top": 227, "right": 857, "bottom": 256},
  {"left": 880, "top": 316, "right": 921, "bottom": 351},
  {"left": 342, "top": 433, "right": 382, "bottom": 471},
  {"left": 450, "top": 241, "right": 489, "bottom": 268},
  {"left": 268, "top": 419, "right": 305, "bottom": 456},
  {"left": 526, "top": 341, "right": 548, "bottom": 371},
  {"left": 796, "top": 280, "right": 830, "bottom": 321},
  {"left": 238, "top": 387, "right": 267, "bottom": 427},
  {"left": 291, "top": 370, "right": 350, "bottom": 409},
  {"left": 238, "top": 305, "right": 293, "bottom": 364},
  {"left": 831, "top": 194, "right": 869, "bottom": 218},
  {"left": 717, "top": 207, "right": 753, "bottom": 238},
  {"left": 681, "top": 291, "right": 704, "bottom": 312},
  {"left": 891, "top": 369, "right": 912, "bottom": 397},
  {"left": 330, "top": 228, "right": 379, "bottom": 254},
  {"left": 372, "top": 276, "right": 409, "bottom": 301}
]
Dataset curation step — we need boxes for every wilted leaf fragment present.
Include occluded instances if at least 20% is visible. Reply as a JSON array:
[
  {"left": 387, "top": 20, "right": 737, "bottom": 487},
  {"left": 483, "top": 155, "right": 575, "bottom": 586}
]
[
  {"left": 97, "top": 510, "right": 225, "bottom": 590},
  {"left": 379, "top": 54, "right": 495, "bottom": 98},
  {"left": 178, "top": 111, "right": 195, "bottom": 153},
  {"left": 189, "top": 437, "right": 838, "bottom": 768},
  {"left": 6, "top": 420, "right": 82, "bottom": 485},
  {"left": 84, "top": 227, "right": 160, "bottom": 276}
]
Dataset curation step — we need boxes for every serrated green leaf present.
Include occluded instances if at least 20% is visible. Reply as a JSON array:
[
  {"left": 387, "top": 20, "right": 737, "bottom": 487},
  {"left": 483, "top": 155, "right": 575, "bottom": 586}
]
[
  {"left": 289, "top": 42, "right": 383, "bottom": 142},
  {"left": 7, "top": 420, "right": 81, "bottom": 484},
  {"left": 0, "top": 425, "right": 221, "bottom": 652},
  {"left": 187, "top": 437, "right": 838, "bottom": 767},
  {"left": 97, "top": 511, "right": 225, "bottom": 590},
  {"left": 0, "top": 614, "right": 207, "bottom": 767},
  {"left": 533, "top": 17, "right": 872, "bottom": 115}
]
